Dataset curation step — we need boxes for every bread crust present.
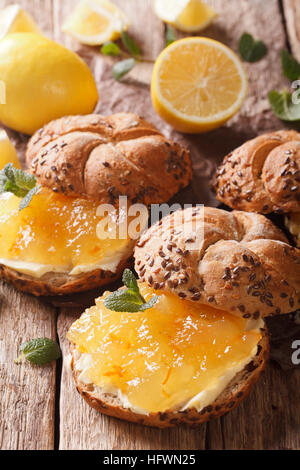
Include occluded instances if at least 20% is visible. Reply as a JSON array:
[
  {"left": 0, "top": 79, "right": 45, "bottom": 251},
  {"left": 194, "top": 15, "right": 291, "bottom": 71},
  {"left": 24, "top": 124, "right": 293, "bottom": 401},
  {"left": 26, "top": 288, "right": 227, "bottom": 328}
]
[
  {"left": 0, "top": 255, "right": 132, "bottom": 296},
  {"left": 212, "top": 130, "right": 300, "bottom": 214},
  {"left": 70, "top": 330, "right": 269, "bottom": 428},
  {"left": 26, "top": 113, "right": 192, "bottom": 205},
  {"left": 134, "top": 207, "right": 300, "bottom": 317}
]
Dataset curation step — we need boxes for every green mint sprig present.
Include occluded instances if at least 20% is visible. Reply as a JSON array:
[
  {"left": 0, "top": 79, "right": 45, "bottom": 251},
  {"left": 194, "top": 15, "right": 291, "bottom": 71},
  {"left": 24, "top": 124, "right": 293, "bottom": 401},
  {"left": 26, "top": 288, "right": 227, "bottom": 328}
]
[
  {"left": 121, "top": 31, "right": 141, "bottom": 58},
  {"left": 268, "top": 50, "right": 300, "bottom": 122},
  {"left": 101, "top": 41, "right": 121, "bottom": 56},
  {"left": 104, "top": 269, "right": 158, "bottom": 312},
  {"left": 238, "top": 33, "right": 267, "bottom": 63},
  {"left": 268, "top": 89, "right": 300, "bottom": 121},
  {"left": 281, "top": 49, "right": 300, "bottom": 82},
  {"left": 165, "top": 25, "right": 177, "bottom": 47},
  {"left": 0, "top": 163, "right": 41, "bottom": 210},
  {"left": 15, "top": 338, "right": 61, "bottom": 366},
  {"left": 112, "top": 58, "right": 136, "bottom": 80},
  {"left": 101, "top": 30, "right": 157, "bottom": 81}
]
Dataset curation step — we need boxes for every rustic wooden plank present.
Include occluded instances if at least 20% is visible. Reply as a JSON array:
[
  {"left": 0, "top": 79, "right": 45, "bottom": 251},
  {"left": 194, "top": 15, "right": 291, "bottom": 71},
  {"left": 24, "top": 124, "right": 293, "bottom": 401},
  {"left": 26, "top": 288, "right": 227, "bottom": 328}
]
[
  {"left": 282, "top": 0, "right": 300, "bottom": 61},
  {"left": 0, "top": 0, "right": 57, "bottom": 450},
  {"left": 0, "top": 282, "right": 57, "bottom": 450},
  {"left": 220, "top": 363, "right": 300, "bottom": 450}
]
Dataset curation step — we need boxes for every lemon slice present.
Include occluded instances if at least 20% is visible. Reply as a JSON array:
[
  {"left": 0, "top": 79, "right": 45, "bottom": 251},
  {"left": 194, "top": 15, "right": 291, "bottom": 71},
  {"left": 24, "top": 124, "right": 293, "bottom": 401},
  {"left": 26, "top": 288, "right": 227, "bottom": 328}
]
[
  {"left": 154, "top": 0, "right": 217, "bottom": 32},
  {"left": 0, "top": 3, "right": 41, "bottom": 40},
  {"left": 62, "top": 0, "right": 130, "bottom": 45},
  {"left": 151, "top": 37, "right": 247, "bottom": 133},
  {"left": 0, "top": 130, "right": 21, "bottom": 169}
]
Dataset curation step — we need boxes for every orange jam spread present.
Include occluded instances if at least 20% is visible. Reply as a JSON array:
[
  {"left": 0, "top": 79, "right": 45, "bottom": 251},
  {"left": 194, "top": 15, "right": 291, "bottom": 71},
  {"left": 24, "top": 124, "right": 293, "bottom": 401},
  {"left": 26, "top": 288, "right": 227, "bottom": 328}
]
[
  {"left": 67, "top": 284, "right": 261, "bottom": 413},
  {"left": 0, "top": 188, "right": 133, "bottom": 272}
]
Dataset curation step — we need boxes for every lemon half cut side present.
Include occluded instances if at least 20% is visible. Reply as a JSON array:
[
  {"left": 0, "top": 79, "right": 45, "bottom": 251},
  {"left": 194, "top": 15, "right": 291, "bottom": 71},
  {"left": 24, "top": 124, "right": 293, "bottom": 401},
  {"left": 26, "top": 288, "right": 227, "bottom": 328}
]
[
  {"left": 154, "top": 0, "right": 218, "bottom": 33},
  {"left": 0, "top": 4, "right": 41, "bottom": 40},
  {"left": 151, "top": 37, "right": 248, "bottom": 133},
  {"left": 62, "top": 0, "right": 130, "bottom": 45}
]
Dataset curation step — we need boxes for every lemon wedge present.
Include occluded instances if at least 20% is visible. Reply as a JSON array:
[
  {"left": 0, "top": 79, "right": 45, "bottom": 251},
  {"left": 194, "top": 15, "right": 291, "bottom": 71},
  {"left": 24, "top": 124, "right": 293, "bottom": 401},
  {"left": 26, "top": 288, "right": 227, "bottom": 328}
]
[
  {"left": 62, "top": 0, "right": 129, "bottom": 45},
  {"left": 154, "top": 0, "right": 217, "bottom": 32},
  {"left": 0, "top": 4, "right": 41, "bottom": 40},
  {"left": 151, "top": 37, "right": 247, "bottom": 133},
  {"left": 0, "top": 130, "right": 21, "bottom": 169}
]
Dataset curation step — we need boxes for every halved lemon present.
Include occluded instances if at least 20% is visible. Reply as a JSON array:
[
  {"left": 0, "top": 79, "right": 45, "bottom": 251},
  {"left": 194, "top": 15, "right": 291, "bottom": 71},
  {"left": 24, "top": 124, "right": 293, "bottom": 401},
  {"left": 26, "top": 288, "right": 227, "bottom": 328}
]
[
  {"left": 151, "top": 37, "right": 247, "bottom": 133},
  {"left": 154, "top": 0, "right": 218, "bottom": 33},
  {"left": 0, "top": 130, "right": 21, "bottom": 169},
  {"left": 62, "top": 0, "right": 130, "bottom": 45},
  {"left": 0, "top": 3, "right": 41, "bottom": 40}
]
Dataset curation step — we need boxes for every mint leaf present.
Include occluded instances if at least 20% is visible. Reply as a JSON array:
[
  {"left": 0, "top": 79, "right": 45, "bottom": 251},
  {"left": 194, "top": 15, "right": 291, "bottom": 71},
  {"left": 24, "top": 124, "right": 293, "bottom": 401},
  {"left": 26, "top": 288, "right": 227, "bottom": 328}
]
[
  {"left": 112, "top": 58, "right": 135, "bottom": 80},
  {"left": 165, "top": 25, "right": 177, "bottom": 47},
  {"left": 122, "top": 268, "right": 139, "bottom": 291},
  {"left": 139, "top": 295, "right": 159, "bottom": 311},
  {"left": 104, "top": 269, "right": 158, "bottom": 313},
  {"left": 104, "top": 290, "right": 145, "bottom": 312},
  {"left": 281, "top": 50, "right": 300, "bottom": 82},
  {"left": 269, "top": 89, "right": 300, "bottom": 121},
  {"left": 121, "top": 31, "right": 140, "bottom": 58},
  {"left": 101, "top": 41, "right": 121, "bottom": 56},
  {"left": 239, "top": 33, "right": 267, "bottom": 62},
  {"left": 19, "top": 185, "right": 41, "bottom": 211},
  {"left": 0, "top": 163, "right": 39, "bottom": 210},
  {"left": 12, "top": 166, "right": 36, "bottom": 191},
  {"left": 15, "top": 338, "right": 61, "bottom": 366}
]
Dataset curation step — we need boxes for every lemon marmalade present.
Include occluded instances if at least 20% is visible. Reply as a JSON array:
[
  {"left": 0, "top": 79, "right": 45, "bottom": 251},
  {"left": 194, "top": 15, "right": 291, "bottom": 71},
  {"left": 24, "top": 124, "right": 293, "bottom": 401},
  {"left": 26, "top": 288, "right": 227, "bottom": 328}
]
[
  {"left": 0, "top": 188, "right": 132, "bottom": 272},
  {"left": 68, "top": 284, "right": 261, "bottom": 413}
]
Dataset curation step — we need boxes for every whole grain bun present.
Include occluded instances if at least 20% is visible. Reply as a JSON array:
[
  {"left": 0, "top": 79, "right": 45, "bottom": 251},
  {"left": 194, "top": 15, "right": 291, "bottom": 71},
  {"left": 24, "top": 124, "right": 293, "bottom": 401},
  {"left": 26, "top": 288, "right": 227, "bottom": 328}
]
[
  {"left": 70, "top": 331, "right": 269, "bottom": 428},
  {"left": 134, "top": 207, "right": 300, "bottom": 317},
  {"left": 212, "top": 130, "right": 300, "bottom": 214},
  {"left": 26, "top": 113, "right": 192, "bottom": 205}
]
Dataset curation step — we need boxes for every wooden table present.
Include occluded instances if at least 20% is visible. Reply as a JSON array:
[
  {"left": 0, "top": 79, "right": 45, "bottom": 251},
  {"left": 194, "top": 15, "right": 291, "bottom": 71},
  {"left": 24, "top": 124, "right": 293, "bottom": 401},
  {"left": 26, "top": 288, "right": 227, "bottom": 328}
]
[{"left": 1, "top": 0, "right": 300, "bottom": 450}]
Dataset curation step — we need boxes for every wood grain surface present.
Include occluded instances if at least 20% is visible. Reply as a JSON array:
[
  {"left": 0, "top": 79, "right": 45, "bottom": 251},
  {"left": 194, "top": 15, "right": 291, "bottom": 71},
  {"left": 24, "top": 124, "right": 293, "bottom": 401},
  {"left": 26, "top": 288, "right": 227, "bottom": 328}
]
[
  {"left": 0, "top": 0, "right": 300, "bottom": 450},
  {"left": 0, "top": 282, "right": 57, "bottom": 450}
]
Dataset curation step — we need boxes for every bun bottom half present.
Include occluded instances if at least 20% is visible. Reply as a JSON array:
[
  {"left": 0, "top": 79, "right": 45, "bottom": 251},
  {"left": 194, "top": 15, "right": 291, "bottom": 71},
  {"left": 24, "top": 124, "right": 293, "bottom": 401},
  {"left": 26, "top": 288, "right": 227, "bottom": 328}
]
[
  {"left": 0, "top": 256, "right": 132, "bottom": 296},
  {"left": 70, "top": 329, "right": 269, "bottom": 428}
]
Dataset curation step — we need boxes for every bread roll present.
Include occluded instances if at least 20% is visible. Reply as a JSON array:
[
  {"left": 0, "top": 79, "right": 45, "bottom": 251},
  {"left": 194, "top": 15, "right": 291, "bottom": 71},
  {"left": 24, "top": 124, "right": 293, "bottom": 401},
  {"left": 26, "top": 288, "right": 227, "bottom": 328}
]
[
  {"left": 212, "top": 130, "right": 300, "bottom": 214},
  {"left": 27, "top": 113, "right": 192, "bottom": 205},
  {"left": 0, "top": 113, "right": 192, "bottom": 296},
  {"left": 134, "top": 207, "right": 300, "bottom": 317}
]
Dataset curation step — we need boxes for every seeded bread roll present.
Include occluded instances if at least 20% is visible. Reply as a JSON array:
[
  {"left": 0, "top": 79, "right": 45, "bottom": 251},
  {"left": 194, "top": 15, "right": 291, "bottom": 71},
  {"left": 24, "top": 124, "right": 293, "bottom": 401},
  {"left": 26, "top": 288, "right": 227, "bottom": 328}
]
[
  {"left": 70, "top": 331, "right": 269, "bottom": 428},
  {"left": 26, "top": 113, "right": 192, "bottom": 205},
  {"left": 134, "top": 207, "right": 300, "bottom": 318},
  {"left": 212, "top": 130, "right": 300, "bottom": 214}
]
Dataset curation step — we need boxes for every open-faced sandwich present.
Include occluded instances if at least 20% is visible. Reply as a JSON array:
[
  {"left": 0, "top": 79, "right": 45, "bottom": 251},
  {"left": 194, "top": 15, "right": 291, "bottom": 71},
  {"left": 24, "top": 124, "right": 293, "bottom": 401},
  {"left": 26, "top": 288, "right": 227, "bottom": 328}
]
[
  {"left": 67, "top": 206, "right": 300, "bottom": 427},
  {"left": 0, "top": 113, "right": 191, "bottom": 296},
  {"left": 212, "top": 130, "right": 300, "bottom": 247}
]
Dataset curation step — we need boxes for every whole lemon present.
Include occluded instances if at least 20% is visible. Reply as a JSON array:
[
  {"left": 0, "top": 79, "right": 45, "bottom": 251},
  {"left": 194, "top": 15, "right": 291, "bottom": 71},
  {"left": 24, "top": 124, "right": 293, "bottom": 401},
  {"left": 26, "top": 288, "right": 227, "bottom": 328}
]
[{"left": 0, "top": 33, "right": 98, "bottom": 134}]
